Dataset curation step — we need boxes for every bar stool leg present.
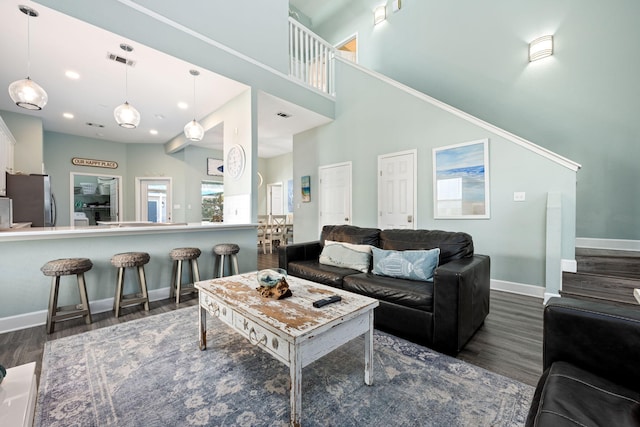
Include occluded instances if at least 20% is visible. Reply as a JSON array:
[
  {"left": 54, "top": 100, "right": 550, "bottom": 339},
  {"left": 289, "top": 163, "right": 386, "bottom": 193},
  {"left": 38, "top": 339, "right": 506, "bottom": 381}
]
[
  {"left": 169, "top": 261, "right": 177, "bottom": 300},
  {"left": 175, "top": 260, "right": 183, "bottom": 304},
  {"left": 191, "top": 258, "right": 200, "bottom": 283},
  {"left": 231, "top": 254, "right": 239, "bottom": 276},
  {"left": 47, "top": 276, "right": 60, "bottom": 334},
  {"left": 137, "top": 265, "right": 150, "bottom": 311},
  {"left": 213, "top": 255, "right": 221, "bottom": 278},
  {"left": 77, "top": 272, "right": 92, "bottom": 325},
  {"left": 114, "top": 267, "right": 125, "bottom": 318},
  {"left": 219, "top": 254, "right": 227, "bottom": 278}
]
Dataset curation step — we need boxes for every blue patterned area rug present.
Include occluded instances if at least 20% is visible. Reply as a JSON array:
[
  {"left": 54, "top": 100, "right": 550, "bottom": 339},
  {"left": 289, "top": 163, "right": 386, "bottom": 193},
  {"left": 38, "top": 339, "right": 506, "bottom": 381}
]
[{"left": 35, "top": 306, "right": 533, "bottom": 426}]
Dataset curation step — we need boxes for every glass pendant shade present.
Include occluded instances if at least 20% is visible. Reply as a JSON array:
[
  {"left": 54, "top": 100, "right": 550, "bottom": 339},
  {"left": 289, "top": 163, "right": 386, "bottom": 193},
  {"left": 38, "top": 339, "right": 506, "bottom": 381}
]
[
  {"left": 184, "top": 119, "right": 204, "bottom": 141},
  {"left": 8, "top": 77, "right": 48, "bottom": 110},
  {"left": 114, "top": 101, "right": 141, "bottom": 129}
]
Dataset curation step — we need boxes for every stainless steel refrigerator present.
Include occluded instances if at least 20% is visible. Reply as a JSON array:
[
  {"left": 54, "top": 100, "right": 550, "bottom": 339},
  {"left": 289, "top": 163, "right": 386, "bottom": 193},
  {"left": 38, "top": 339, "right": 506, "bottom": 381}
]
[{"left": 5, "top": 173, "right": 56, "bottom": 227}]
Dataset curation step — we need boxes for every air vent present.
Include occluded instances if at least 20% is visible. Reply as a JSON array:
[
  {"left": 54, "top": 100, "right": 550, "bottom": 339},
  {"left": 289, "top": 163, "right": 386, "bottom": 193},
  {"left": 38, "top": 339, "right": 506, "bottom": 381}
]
[
  {"left": 86, "top": 122, "right": 105, "bottom": 128},
  {"left": 106, "top": 52, "right": 136, "bottom": 67},
  {"left": 276, "top": 112, "right": 291, "bottom": 118}
]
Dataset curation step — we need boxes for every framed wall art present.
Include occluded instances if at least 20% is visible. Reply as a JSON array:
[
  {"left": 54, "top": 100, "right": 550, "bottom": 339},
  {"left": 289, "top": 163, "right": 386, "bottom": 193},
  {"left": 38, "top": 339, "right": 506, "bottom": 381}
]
[
  {"left": 207, "top": 158, "right": 223, "bottom": 176},
  {"left": 301, "top": 175, "right": 311, "bottom": 203},
  {"left": 433, "top": 139, "right": 490, "bottom": 219}
]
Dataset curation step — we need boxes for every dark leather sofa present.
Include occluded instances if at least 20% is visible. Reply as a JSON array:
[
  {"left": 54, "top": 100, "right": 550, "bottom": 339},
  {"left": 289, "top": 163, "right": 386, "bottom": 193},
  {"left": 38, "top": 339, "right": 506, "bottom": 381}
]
[
  {"left": 279, "top": 225, "right": 491, "bottom": 354},
  {"left": 526, "top": 297, "right": 640, "bottom": 426}
]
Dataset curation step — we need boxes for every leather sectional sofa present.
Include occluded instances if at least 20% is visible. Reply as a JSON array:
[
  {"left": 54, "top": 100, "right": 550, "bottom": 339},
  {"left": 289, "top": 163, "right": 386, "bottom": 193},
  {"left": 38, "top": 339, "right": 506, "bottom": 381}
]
[
  {"left": 526, "top": 297, "right": 640, "bottom": 426},
  {"left": 279, "top": 225, "right": 490, "bottom": 354}
]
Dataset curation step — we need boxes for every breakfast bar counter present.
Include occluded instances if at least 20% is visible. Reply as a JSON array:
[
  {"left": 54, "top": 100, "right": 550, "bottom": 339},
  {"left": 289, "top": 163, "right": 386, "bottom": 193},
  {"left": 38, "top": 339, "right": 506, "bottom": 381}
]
[{"left": 0, "top": 222, "right": 258, "bottom": 332}]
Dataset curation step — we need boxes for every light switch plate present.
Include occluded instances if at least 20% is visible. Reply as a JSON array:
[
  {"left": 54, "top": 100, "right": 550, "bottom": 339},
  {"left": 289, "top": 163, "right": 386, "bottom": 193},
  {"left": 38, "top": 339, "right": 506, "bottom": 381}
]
[{"left": 513, "top": 192, "right": 526, "bottom": 202}]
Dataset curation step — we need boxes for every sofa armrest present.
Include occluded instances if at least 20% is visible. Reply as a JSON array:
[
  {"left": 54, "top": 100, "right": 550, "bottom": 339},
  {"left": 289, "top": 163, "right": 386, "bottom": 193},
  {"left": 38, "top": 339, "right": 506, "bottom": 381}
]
[
  {"left": 432, "top": 254, "right": 490, "bottom": 354},
  {"left": 543, "top": 297, "right": 640, "bottom": 390},
  {"left": 278, "top": 241, "right": 322, "bottom": 270}
]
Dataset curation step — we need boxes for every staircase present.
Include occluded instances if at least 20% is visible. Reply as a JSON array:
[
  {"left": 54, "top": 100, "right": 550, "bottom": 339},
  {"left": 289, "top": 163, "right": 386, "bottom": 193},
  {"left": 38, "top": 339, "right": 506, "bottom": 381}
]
[{"left": 561, "top": 248, "right": 640, "bottom": 307}]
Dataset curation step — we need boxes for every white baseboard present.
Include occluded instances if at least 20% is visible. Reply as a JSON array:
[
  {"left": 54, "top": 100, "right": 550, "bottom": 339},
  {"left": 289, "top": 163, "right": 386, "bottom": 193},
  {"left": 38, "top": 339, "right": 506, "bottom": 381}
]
[
  {"left": 0, "top": 287, "right": 172, "bottom": 334},
  {"left": 544, "top": 292, "right": 562, "bottom": 304},
  {"left": 576, "top": 237, "right": 640, "bottom": 252},
  {"left": 561, "top": 259, "right": 577, "bottom": 273},
  {"left": 490, "top": 279, "right": 545, "bottom": 299}
]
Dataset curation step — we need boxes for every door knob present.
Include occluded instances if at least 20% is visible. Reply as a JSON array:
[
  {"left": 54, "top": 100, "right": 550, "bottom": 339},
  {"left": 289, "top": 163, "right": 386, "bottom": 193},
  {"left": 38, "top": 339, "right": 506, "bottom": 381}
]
[{"left": 407, "top": 215, "right": 413, "bottom": 223}]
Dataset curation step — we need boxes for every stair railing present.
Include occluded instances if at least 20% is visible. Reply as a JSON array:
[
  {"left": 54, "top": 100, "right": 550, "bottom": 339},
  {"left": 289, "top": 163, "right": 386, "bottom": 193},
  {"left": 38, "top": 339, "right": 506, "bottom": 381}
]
[{"left": 288, "top": 18, "right": 335, "bottom": 96}]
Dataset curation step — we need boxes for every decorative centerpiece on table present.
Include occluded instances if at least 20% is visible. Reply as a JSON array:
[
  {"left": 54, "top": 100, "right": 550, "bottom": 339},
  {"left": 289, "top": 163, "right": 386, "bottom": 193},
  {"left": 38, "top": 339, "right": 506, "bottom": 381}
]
[{"left": 256, "top": 268, "right": 292, "bottom": 299}]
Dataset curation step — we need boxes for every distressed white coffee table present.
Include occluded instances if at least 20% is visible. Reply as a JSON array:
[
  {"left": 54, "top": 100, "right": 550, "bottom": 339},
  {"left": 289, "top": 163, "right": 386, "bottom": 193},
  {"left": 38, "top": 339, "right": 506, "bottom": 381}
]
[{"left": 196, "top": 272, "right": 379, "bottom": 427}]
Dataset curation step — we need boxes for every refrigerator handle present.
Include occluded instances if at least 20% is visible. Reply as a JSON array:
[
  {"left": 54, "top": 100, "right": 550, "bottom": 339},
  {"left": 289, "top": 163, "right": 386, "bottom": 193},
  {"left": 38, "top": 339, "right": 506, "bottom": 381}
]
[{"left": 51, "top": 194, "right": 56, "bottom": 226}]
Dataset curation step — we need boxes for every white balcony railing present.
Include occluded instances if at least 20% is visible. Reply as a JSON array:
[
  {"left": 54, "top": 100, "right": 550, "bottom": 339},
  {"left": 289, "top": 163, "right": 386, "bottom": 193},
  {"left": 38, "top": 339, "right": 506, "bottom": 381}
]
[{"left": 288, "top": 18, "right": 335, "bottom": 96}]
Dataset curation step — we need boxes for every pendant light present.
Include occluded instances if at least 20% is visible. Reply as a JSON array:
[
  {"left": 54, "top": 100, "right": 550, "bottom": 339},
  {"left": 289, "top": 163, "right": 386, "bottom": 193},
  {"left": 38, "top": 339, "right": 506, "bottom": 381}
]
[
  {"left": 114, "top": 43, "right": 140, "bottom": 129},
  {"left": 183, "top": 69, "right": 204, "bottom": 141},
  {"left": 8, "top": 5, "right": 48, "bottom": 110}
]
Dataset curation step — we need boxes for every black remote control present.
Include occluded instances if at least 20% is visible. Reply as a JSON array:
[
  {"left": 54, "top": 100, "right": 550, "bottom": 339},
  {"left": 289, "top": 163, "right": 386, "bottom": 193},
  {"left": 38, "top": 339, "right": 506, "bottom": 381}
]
[{"left": 313, "top": 295, "right": 342, "bottom": 308}]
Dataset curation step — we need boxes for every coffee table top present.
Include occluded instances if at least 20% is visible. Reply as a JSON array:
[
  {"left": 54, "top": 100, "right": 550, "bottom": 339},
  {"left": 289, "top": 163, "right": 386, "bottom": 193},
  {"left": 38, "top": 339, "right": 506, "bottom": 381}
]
[{"left": 196, "top": 272, "right": 378, "bottom": 338}]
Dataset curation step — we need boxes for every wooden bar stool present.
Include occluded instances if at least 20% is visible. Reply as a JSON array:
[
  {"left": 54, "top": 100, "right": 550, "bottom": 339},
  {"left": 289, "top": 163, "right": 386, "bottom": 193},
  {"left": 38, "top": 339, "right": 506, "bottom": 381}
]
[
  {"left": 213, "top": 243, "right": 240, "bottom": 278},
  {"left": 111, "top": 252, "right": 150, "bottom": 317},
  {"left": 40, "top": 258, "right": 93, "bottom": 334},
  {"left": 169, "top": 247, "right": 201, "bottom": 304}
]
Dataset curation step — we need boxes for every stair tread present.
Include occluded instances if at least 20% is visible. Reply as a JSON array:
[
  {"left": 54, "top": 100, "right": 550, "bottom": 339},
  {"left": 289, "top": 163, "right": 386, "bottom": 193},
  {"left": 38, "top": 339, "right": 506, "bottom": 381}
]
[{"left": 559, "top": 290, "right": 638, "bottom": 308}]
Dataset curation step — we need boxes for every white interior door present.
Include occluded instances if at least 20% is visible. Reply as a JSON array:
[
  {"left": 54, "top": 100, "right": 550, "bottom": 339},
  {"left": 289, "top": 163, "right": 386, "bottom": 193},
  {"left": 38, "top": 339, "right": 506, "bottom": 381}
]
[
  {"left": 136, "top": 177, "right": 172, "bottom": 222},
  {"left": 319, "top": 162, "right": 352, "bottom": 233},
  {"left": 267, "top": 182, "right": 284, "bottom": 215},
  {"left": 378, "top": 150, "right": 417, "bottom": 230}
]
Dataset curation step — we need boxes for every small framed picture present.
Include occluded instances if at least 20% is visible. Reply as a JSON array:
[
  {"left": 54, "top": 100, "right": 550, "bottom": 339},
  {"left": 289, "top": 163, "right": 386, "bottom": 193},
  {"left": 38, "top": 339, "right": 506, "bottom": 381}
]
[
  {"left": 207, "top": 158, "right": 223, "bottom": 176},
  {"left": 301, "top": 175, "right": 311, "bottom": 202}
]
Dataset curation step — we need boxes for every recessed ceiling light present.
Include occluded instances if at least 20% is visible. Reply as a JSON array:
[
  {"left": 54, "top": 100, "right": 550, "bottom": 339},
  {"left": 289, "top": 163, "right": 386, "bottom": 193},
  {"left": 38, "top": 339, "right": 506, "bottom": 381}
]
[
  {"left": 63, "top": 112, "right": 74, "bottom": 119},
  {"left": 65, "top": 70, "right": 80, "bottom": 80},
  {"left": 149, "top": 129, "right": 158, "bottom": 135},
  {"left": 177, "top": 102, "right": 188, "bottom": 110},
  {"left": 154, "top": 114, "right": 165, "bottom": 120}
]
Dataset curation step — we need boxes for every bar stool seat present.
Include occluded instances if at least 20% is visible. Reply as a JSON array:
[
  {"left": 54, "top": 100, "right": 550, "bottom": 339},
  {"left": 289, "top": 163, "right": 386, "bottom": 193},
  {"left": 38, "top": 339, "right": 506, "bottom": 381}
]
[
  {"left": 170, "top": 247, "right": 201, "bottom": 303},
  {"left": 111, "top": 252, "right": 150, "bottom": 317},
  {"left": 213, "top": 243, "right": 240, "bottom": 278},
  {"left": 41, "top": 258, "right": 93, "bottom": 334}
]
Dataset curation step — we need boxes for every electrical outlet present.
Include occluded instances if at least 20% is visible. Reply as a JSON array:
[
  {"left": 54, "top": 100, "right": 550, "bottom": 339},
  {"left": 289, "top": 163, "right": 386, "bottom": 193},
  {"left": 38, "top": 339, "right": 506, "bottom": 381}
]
[{"left": 513, "top": 192, "right": 526, "bottom": 202}]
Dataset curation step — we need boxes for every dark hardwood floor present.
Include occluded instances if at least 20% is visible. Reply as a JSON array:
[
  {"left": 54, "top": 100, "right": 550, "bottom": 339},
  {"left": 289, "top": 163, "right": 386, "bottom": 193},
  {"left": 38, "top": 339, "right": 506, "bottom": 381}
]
[{"left": 0, "top": 249, "right": 543, "bottom": 387}]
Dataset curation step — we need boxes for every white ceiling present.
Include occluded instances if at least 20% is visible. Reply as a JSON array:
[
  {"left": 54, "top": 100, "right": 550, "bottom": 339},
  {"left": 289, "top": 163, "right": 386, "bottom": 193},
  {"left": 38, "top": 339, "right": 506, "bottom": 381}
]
[{"left": 0, "top": 1, "right": 331, "bottom": 158}]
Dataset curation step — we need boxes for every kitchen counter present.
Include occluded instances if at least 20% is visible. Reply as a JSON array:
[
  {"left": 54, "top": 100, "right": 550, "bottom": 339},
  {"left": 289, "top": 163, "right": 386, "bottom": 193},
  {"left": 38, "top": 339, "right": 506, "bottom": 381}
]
[
  {"left": 0, "top": 221, "right": 253, "bottom": 242},
  {"left": 0, "top": 222, "right": 258, "bottom": 331},
  {"left": 0, "top": 222, "right": 31, "bottom": 231}
]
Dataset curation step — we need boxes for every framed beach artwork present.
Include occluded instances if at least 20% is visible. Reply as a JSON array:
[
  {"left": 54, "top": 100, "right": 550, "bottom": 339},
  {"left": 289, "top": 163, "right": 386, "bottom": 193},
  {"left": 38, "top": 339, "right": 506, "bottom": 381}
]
[
  {"left": 433, "top": 139, "right": 490, "bottom": 219},
  {"left": 301, "top": 175, "right": 311, "bottom": 203}
]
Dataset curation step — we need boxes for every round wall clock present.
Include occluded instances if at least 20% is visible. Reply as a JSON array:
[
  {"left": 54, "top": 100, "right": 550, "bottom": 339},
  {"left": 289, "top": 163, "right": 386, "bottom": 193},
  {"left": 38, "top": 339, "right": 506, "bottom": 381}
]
[{"left": 226, "top": 144, "right": 246, "bottom": 180}]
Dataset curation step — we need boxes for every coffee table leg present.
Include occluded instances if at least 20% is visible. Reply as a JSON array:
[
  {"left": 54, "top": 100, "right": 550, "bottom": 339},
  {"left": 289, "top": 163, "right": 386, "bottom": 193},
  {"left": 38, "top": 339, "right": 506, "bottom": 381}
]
[
  {"left": 199, "top": 303, "right": 207, "bottom": 351},
  {"left": 364, "top": 310, "right": 374, "bottom": 385},
  {"left": 290, "top": 349, "right": 302, "bottom": 427}
]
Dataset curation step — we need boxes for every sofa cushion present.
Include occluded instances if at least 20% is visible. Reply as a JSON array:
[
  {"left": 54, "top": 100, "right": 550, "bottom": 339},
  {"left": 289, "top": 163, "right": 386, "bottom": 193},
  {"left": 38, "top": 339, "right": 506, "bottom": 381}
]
[
  {"left": 380, "top": 229, "right": 473, "bottom": 265},
  {"left": 319, "top": 240, "right": 372, "bottom": 273},
  {"left": 371, "top": 247, "right": 440, "bottom": 282},
  {"left": 287, "top": 260, "right": 360, "bottom": 289},
  {"left": 343, "top": 273, "right": 434, "bottom": 311},
  {"left": 320, "top": 225, "right": 380, "bottom": 248},
  {"left": 531, "top": 361, "right": 640, "bottom": 427}
]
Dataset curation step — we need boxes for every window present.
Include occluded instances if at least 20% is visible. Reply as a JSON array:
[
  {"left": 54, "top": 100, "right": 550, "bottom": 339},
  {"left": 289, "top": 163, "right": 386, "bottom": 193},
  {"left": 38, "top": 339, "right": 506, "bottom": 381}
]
[{"left": 202, "top": 181, "right": 224, "bottom": 222}]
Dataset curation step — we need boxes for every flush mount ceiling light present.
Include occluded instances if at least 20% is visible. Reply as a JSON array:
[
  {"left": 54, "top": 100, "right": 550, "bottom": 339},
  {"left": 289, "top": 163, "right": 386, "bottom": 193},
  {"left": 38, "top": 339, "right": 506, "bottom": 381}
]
[
  {"left": 113, "top": 43, "right": 140, "bottom": 128},
  {"left": 183, "top": 69, "right": 204, "bottom": 142},
  {"left": 373, "top": 5, "right": 386, "bottom": 25},
  {"left": 8, "top": 5, "right": 48, "bottom": 110},
  {"left": 529, "top": 35, "right": 554, "bottom": 62}
]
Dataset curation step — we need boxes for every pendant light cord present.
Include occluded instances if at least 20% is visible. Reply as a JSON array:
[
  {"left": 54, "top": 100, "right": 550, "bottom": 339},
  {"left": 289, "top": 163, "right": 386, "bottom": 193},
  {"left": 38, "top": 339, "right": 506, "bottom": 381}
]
[{"left": 26, "top": 12, "right": 31, "bottom": 78}]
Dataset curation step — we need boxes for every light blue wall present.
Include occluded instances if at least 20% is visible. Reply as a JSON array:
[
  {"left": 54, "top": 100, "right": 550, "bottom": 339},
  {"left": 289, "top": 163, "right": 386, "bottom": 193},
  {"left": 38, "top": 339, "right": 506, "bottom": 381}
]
[
  {"left": 43, "top": 131, "right": 223, "bottom": 225},
  {"left": 311, "top": 0, "right": 639, "bottom": 241},
  {"left": 293, "top": 61, "right": 577, "bottom": 288}
]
